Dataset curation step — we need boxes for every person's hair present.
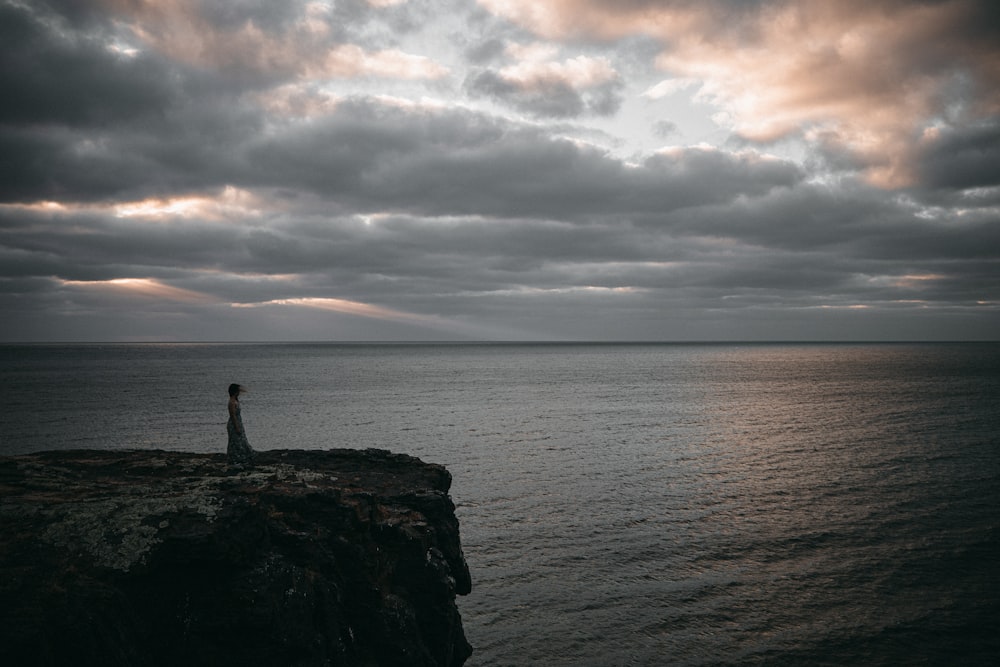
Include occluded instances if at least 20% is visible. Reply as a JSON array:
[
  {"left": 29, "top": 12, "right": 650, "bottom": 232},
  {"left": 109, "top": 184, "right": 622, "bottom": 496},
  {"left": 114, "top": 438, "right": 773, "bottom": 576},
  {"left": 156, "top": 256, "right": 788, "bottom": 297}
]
[{"left": 228, "top": 383, "right": 242, "bottom": 397}]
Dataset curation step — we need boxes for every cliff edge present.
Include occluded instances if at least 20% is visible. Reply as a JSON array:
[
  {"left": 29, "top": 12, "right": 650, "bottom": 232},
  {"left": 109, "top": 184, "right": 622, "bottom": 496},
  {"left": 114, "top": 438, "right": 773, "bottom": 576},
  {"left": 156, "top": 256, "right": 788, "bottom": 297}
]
[{"left": 0, "top": 448, "right": 473, "bottom": 667}]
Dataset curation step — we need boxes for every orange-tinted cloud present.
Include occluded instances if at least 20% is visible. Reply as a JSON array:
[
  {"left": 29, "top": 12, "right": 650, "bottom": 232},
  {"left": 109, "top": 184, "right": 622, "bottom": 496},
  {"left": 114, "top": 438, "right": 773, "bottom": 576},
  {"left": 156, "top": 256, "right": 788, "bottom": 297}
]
[
  {"left": 315, "top": 44, "right": 448, "bottom": 80},
  {"left": 106, "top": 0, "right": 446, "bottom": 82},
  {"left": 113, "top": 186, "right": 265, "bottom": 221},
  {"left": 3, "top": 187, "right": 266, "bottom": 223},
  {"left": 479, "top": 0, "right": 1000, "bottom": 187},
  {"left": 498, "top": 43, "right": 618, "bottom": 91}
]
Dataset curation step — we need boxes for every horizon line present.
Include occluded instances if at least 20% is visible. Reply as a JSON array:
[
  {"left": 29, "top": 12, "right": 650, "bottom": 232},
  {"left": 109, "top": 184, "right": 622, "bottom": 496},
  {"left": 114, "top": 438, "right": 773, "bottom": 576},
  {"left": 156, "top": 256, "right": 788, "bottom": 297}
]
[{"left": 2, "top": 339, "right": 998, "bottom": 346}]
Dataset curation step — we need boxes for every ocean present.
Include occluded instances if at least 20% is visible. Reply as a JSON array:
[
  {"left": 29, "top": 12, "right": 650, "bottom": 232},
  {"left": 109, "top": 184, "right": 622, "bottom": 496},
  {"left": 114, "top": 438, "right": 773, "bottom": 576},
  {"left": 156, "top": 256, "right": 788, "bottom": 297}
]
[{"left": 1, "top": 342, "right": 998, "bottom": 665}]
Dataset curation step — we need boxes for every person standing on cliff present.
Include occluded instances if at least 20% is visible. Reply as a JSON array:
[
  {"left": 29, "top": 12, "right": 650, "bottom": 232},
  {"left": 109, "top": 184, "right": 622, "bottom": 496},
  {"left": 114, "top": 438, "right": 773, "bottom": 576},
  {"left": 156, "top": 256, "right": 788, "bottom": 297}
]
[{"left": 227, "top": 383, "right": 255, "bottom": 467}]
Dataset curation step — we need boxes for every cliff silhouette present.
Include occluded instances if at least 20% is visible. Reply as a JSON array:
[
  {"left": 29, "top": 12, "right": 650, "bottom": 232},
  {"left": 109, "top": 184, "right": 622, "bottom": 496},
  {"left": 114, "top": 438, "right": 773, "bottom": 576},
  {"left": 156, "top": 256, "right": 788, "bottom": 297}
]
[{"left": 0, "top": 448, "right": 472, "bottom": 666}]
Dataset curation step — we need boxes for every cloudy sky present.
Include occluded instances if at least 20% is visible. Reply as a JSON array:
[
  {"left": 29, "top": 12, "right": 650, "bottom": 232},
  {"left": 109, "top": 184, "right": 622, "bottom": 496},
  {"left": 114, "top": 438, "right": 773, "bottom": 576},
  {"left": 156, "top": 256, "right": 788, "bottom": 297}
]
[{"left": 2, "top": 0, "right": 999, "bottom": 342}]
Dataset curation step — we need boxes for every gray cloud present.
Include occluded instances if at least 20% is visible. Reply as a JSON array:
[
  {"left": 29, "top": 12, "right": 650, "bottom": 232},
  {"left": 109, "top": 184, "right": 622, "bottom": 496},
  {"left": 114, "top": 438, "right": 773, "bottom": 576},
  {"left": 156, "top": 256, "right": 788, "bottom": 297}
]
[
  {"left": 245, "top": 100, "right": 801, "bottom": 219},
  {"left": 915, "top": 122, "right": 1000, "bottom": 191},
  {"left": 1, "top": 0, "right": 997, "bottom": 341},
  {"left": 465, "top": 38, "right": 507, "bottom": 65},
  {"left": 0, "top": 4, "right": 172, "bottom": 127},
  {"left": 465, "top": 68, "right": 624, "bottom": 118}
]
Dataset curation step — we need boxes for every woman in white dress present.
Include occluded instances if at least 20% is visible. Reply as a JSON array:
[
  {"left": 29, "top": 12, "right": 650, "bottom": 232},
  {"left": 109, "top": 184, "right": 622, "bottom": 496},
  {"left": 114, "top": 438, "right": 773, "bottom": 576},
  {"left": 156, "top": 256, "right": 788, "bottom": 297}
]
[{"left": 227, "top": 383, "right": 255, "bottom": 467}]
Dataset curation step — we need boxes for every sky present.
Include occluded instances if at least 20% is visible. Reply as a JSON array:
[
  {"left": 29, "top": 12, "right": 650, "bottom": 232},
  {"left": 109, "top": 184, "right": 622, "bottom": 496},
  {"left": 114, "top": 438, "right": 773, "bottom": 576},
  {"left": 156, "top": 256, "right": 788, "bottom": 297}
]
[{"left": 2, "top": 0, "right": 999, "bottom": 342}]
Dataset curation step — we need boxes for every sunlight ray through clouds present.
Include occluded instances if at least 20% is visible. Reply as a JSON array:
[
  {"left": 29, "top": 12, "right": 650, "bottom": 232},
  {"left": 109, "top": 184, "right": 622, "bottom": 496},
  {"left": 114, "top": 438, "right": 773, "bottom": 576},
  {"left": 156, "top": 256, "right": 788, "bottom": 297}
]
[
  {"left": 232, "top": 296, "right": 530, "bottom": 339},
  {"left": 60, "top": 279, "right": 217, "bottom": 304},
  {"left": 235, "top": 297, "right": 422, "bottom": 322}
]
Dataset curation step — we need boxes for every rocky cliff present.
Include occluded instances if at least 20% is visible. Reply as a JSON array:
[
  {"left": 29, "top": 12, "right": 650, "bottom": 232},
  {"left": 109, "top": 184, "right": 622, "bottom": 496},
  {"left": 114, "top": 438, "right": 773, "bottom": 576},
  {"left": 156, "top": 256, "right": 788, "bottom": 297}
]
[{"left": 0, "top": 448, "right": 472, "bottom": 667}]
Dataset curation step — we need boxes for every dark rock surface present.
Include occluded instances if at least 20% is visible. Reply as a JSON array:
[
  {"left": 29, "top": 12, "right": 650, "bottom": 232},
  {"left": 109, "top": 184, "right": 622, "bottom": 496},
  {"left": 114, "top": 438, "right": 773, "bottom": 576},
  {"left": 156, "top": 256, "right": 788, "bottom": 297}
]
[{"left": 0, "top": 448, "right": 472, "bottom": 667}]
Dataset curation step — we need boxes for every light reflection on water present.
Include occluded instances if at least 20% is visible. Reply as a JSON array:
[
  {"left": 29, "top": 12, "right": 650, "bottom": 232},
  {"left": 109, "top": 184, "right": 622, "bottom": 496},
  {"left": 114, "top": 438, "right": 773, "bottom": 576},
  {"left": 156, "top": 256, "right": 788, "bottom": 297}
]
[{"left": 1, "top": 343, "right": 998, "bottom": 665}]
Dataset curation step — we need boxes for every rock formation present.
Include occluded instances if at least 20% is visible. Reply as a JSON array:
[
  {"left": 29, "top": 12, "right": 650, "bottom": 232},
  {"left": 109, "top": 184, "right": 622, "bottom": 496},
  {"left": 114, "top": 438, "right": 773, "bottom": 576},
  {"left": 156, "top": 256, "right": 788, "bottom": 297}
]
[{"left": 0, "top": 448, "right": 472, "bottom": 667}]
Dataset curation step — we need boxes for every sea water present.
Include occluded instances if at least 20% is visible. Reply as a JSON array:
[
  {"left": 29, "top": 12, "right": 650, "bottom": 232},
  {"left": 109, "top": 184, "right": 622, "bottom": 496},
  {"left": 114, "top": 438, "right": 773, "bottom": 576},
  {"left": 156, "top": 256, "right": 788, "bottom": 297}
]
[{"left": 1, "top": 342, "right": 998, "bottom": 665}]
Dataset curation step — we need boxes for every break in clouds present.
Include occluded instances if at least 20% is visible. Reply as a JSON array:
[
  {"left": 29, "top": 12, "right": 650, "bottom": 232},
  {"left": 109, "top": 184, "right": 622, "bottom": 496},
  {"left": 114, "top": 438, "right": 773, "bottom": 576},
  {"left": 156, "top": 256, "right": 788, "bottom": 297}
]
[{"left": 1, "top": 0, "right": 999, "bottom": 341}]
